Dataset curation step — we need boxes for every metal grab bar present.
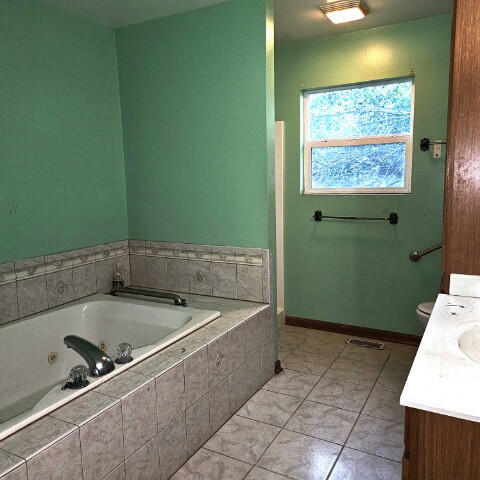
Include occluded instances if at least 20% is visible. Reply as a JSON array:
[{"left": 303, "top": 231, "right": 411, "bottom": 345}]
[
  {"left": 313, "top": 210, "right": 398, "bottom": 225},
  {"left": 409, "top": 243, "right": 442, "bottom": 262},
  {"left": 111, "top": 286, "right": 186, "bottom": 306}
]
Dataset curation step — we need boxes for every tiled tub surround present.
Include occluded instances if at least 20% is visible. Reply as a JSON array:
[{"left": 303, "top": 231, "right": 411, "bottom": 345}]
[
  {"left": 0, "top": 295, "right": 274, "bottom": 480},
  {"left": 0, "top": 295, "right": 221, "bottom": 441},
  {"left": 0, "top": 241, "right": 131, "bottom": 326},
  {"left": 0, "top": 240, "right": 271, "bottom": 326},
  {"left": 128, "top": 241, "right": 271, "bottom": 304}
]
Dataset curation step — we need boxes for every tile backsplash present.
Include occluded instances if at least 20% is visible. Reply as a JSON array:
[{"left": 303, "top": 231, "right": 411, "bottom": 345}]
[
  {"left": 0, "top": 240, "right": 271, "bottom": 326},
  {"left": 0, "top": 241, "right": 130, "bottom": 327},
  {"left": 128, "top": 241, "right": 271, "bottom": 305}
]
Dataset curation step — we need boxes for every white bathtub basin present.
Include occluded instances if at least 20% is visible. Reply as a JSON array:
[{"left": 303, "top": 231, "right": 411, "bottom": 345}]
[{"left": 0, "top": 294, "right": 220, "bottom": 440}]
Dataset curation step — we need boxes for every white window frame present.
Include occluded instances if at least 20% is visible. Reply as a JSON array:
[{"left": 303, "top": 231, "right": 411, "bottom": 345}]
[{"left": 303, "top": 78, "right": 415, "bottom": 195}]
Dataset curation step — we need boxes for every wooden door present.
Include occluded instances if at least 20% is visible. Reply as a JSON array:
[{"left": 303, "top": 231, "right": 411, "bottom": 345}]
[{"left": 442, "top": 0, "right": 480, "bottom": 292}]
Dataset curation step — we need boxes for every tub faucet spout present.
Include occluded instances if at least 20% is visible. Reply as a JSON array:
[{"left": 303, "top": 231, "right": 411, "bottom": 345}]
[{"left": 64, "top": 335, "right": 115, "bottom": 377}]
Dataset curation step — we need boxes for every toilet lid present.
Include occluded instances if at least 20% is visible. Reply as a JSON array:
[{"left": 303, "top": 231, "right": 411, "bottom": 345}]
[{"left": 418, "top": 301, "right": 435, "bottom": 315}]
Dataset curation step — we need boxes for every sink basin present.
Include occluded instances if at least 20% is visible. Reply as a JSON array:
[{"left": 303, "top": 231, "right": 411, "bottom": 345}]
[{"left": 459, "top": 327, "right": 480, "bottom": 364}]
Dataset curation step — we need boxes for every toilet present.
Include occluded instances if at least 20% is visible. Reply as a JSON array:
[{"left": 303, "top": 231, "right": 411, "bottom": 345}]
[{"left": 416, "top": 301, "right": 435, "bottom": 328}]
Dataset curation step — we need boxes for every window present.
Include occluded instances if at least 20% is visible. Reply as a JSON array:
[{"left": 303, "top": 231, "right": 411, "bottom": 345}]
[{"left": 303, "top": 78, "right": 414, "bottom": 194}]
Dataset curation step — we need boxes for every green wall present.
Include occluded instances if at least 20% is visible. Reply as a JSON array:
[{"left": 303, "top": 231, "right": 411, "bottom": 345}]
[
  {"left": 116, "top": 0, "right": 274, "bottom": 249},
  {"left": 0, "top": 0, "right": 275, "bottom": 265},
  {"left": 275, "top": 15, "right": 451, "bottom": 335},
  {"left": 0, "top": 0, "right": 128, "bottom": 263}
]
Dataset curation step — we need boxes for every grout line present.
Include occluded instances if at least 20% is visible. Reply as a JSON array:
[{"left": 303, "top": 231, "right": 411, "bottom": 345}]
[
  {"left": 201, "top": 446, "right": 258, "bottom": 470},
  {"left": 325, "top": 443, "right": 345, "bottom": 480},
  {"left": 338, "top": 443, "right": 403, "bottom": 463},
  {"left": 248, "top": 464, "right": 298, "bottom": 480},
  {"left": 260, "top": 386, "right": 305, "bottom": 401},
  {"left": 254, "top": 387, "right": 305, "bottom": 402},
  {"left": 361, "top": 412, "right": 405, "bottom": 426},
  {"left": 234, "top": 413, "right": 293, "bottom": 431},
  {"left": 296, "top": 399, "right": 363, "bottom": 416},
  {"left": 274, "top": 364, "right": 329, "bottom": 377}
]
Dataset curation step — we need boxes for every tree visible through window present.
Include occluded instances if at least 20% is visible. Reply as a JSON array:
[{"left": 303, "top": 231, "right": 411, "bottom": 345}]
[{"left": 303, "top": 78, "right": 414, "bottom": 194}]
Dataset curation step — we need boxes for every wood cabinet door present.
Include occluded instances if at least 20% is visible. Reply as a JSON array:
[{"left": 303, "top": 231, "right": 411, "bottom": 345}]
[{"left": 404, "top": 407, "right": 480, "bottom": 480}]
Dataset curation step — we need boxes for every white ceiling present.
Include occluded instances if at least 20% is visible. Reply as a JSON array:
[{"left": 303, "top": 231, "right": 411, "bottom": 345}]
[
  {"left": 275, "top": 0, "right": 452, "bottom": 43},
  {"left": 39, "top": 0, "right": 452, "bottom": 41}
]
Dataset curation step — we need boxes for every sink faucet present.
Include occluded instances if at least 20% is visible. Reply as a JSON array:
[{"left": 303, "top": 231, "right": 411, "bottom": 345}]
[
  {"left": 64, "top": 335, "right": 115, "bottom": 377},
  {"left": 110, "top": 286, "right": 187, "bottom": 306}
]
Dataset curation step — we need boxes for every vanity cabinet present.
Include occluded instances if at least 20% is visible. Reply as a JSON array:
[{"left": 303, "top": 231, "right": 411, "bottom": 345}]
[{"left": 403, "top": 407, "right": 480, "bottom": 480}]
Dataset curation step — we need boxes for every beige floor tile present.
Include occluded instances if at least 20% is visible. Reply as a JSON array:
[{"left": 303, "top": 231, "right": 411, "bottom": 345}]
[
  {"left": 376, "top": 367, "right": 409, "bottom": 393},
  {"left": 346, "top": 414, "right": 404, "bottom": 461},
  {"left": 295, "top": 341, "right": 345, "bottom": 355},
  {"left": 278, "top": 330, "right": 307, "bottom": 350},
  {"left": 384, "top": 351, "right": 415, "bottom": 372},
  {"left": 282, "top": 350, "right": 331, "bottom": 375},
  {"left": 237, "top": 389, "right": 302, "bottom": 427},
  {"left": 363, "top": 385, "right": 405, "bottom": 423},
  {"left": 203, "top": 415, "right": 280, "bottom": 464},
  {"left": 257, "top": 429, "right": 341, "bottom": 480},
  {"left": 328, "top": 447, "right": 402, "bottom": 480},
  {"left": 263, "top": 369, "right": 320, "bottom": 399},
  {"left": 339, "top": 345, "right": 389, "bottom": 369},
  {"left": 307, "top": 377, "right": 371, "bottom": 413},
  {"left": 170, "top": 448, "right": 251, "bottom": 480},
  {"left": 307, "top": 330, "right": 349, "bottom": 342},
  {"left": 301, "top": 332, "right": 348, "bottom": 350},
  {"left": 284, "top": 401, "right": 358, "bottom": 445},
  {"left": 295, "top": 340, "right": 343, "bottom": 356},
  {"left": 331, "top": 355, "right": 384, "bottom": 376},
  {"left": 392, "top": 343, "right": 418, "bottom": 355},
  {"left": 324, "top": 365, "right": 379, "bottom": 387}
]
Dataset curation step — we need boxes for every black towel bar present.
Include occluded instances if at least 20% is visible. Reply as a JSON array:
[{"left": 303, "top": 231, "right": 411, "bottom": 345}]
[{"left": 313, "top": 210, "right": 398, "bottom": 225}]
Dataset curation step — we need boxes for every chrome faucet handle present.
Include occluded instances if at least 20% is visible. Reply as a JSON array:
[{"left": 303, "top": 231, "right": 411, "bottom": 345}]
[
  {"left": 115, "top": 343, "right": 133, "bottom": 364},
  {"left": 62, "top": 365, "right": 89, "bottom": 390}
]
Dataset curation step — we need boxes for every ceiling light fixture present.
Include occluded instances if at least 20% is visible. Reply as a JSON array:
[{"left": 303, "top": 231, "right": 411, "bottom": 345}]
[{"left": 320, "top": 0, "right": 369, "bottom": 24}]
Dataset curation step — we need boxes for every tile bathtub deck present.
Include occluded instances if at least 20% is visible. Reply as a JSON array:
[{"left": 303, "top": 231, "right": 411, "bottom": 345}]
[{"left": 173, "top": 326, "right": 416, "bottom": 480}]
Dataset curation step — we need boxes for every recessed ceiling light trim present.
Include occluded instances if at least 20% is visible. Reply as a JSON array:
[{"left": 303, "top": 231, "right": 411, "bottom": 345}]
[{"left": 320, "top": 0, "right": 369, "bottom": 24}]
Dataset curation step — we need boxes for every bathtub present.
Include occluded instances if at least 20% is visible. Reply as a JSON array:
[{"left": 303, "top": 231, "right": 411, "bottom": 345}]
[{"left": 0, "top": 294, "right": 220, "bottom": 441}]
